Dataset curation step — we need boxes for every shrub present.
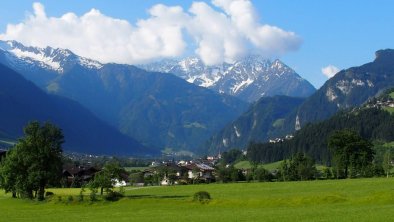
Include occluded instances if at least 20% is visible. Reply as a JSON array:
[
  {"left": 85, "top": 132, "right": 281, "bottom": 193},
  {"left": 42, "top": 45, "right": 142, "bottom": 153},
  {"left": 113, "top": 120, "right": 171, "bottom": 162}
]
[
  {"left": 90, "top": 190, "right": 97, "bottom": 202},
  {"left": 45, "top": 191, "right": 54, "bottom": 197},
  {"left": 78, "top": 189, "right": 85, "bottom": 202},
  {"left": 105, "top": 190, "right": 124, "bottom": 201},
  {"left": 193, "top": 191, "right": 211, "bottom": 204},
  {"left": 254, "top": 168, "right": 273, "bottom": 182},
  {"left": 67, "top": 195, "right": 74, "bottom": 203},
  {"left": 119, "top": 186, "right": 125, "bottom": 195}
]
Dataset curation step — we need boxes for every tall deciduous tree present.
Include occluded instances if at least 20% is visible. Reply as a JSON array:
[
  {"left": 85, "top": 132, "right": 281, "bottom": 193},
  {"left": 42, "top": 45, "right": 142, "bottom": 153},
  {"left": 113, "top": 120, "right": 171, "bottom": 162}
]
[
  {"left": 0, "top": 121, "right": 64, "bottom": 200},
  {"left": 328, "top": 130, "right": 374, "bottom": 178}
]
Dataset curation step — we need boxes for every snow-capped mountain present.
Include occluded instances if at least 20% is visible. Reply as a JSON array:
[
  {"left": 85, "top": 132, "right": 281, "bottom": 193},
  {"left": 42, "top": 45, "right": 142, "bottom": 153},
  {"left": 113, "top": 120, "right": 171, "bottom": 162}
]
[
  {"left": 0, "top": 40, "right": 102, "bottom": 73},
  {"left": 139, "top": 55, "right": 316, "bottom": 102},
  {"left": 0, "top": 40, "right": 104, "bottom": 89},
  {"left": 0, "top": 40, "right": 248, "bottom": 153}
]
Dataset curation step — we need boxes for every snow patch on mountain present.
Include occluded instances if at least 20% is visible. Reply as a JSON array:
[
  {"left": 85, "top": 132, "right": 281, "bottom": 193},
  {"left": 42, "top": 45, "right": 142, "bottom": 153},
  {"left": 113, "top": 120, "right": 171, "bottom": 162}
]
[
  {"left": 233, "top": 125, "right": 241, "bottom": 138},
  {"left": 0, "top": 40, "right": 103, "bottom": 73},
  {"left": 9, "top": 47, "right": 62, "bottom": 71},
  {"left": 231, "top": 78, "right": 253, "bottom": 93},
  {"left": 139, "top": 55, "right": 315, "bottom": 102},
  {"left": 78, "top": 57, "right": 103, "bottom": 69}
]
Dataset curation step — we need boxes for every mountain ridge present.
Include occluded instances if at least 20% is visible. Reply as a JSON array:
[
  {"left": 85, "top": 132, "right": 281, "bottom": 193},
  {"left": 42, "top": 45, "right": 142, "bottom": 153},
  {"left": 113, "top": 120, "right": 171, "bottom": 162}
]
[
  {"left": 204, "top": 49, "right": 394, "bottom": 154},
  {"left": 0, "top": 63, "right": 150, "bottom": 156},
  {"left": 139, "top": 55, "right": 316, "bottom": 102},
  {"left": 0, "top": 40, "right": 248, "bottom": 153}
]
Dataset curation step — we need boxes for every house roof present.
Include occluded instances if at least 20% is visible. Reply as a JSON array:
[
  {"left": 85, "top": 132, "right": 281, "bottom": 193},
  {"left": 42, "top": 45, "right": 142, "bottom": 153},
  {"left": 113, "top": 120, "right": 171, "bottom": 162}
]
[
  {"left": 185, "top": 163, "right": 214, "bottom": 171},
  {"left": 63, "top": 165, "right": 100, "bottom": 176},
  {"left": 153, "top": 162, "right": 183, "bottom": 172},
  {"left": 196, "top": 163, "right": 214, "bottom": 171}
]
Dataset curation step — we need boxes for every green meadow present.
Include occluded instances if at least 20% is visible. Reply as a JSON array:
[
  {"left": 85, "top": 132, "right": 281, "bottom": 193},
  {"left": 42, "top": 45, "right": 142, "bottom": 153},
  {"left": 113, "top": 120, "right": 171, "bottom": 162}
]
[
  {"left": 1, "top": 178, "right": 394, "bottom": 221},
  {"left": 234, "top": 160, "right": 327, "bottom": 171},
  {"left": 234, "top": 160, "right": 284, "bottom": 170}
]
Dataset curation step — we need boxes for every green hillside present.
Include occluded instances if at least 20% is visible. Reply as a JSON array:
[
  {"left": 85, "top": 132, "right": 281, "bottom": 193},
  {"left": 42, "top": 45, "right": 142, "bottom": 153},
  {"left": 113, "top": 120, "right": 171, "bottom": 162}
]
[
  {"left": 205, "top": 96, "right": 305, "bottom": 154},
  {"left": 248, "top": 106, "right": 394, "bottom": 164},
  {"left": 0, "top": 64, "right": 148, "bottom": 155}
]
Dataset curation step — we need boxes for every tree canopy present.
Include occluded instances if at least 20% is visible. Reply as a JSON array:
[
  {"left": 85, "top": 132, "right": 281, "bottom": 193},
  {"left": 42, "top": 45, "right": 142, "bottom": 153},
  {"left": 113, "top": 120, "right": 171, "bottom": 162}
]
[
  {"left": 278, "top": 153, "right": 317, "bottom": 181},
  {"left": 88, "top": 161, "right": 125, "bottom": 195},
  {"left": 0, "top": 121, "right": 64, "bottom": 200},
  {"left": 328, "top": 130, "right": 374, "bottom": 178}
]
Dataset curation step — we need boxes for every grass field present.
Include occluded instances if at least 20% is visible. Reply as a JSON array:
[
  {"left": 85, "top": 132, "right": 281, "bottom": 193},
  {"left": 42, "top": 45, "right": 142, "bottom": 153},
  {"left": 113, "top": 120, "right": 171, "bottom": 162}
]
[
  {"left": 1, "top": 178, "right": 394, "bottom": 221},
  {"left": 382, "top": 141, "right": 394, "bottom": 149},
  {"left": 234, "top": 160, "right": 326, "bottom": 171},
  {"left": 234, "top": 160, "right": 283, "bottom": 170},
  {"left": 383, "top": 107, "right": 394, "bottom": 114}
]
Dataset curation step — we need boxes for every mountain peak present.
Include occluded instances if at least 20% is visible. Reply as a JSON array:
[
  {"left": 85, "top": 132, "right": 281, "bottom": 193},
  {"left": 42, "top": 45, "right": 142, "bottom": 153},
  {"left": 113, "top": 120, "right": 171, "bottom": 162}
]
[
  {"left": 0, "top": 40, "right": 103, "bottom": 72},
  {"left": 139, "top": 55, "right": 315, "bottom": 102},
  {"left": 374, "top": 49, "right": 394, "bottom": 64}
]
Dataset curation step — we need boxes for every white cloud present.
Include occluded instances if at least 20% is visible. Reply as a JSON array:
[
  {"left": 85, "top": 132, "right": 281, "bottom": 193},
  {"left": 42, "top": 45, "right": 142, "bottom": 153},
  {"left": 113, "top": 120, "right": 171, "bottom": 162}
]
[
  {"left": 0, "top": 1, "right": 302, "bottom": 65},
  {"left": 321, "top": 65, "right": 340, "bottom": 78}
]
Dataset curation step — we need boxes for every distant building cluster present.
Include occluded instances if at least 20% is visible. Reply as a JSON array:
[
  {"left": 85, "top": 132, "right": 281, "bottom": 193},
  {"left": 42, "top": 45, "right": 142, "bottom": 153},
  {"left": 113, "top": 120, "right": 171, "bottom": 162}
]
[
  {"left": 143, "top": 159, "right": 216, "bottom": 186},
  {"left": 269, "top": 134, "right": 294, "bottom": 144},
  {"left": 365, "top": 97, "right": 394, "bottom": 109}
]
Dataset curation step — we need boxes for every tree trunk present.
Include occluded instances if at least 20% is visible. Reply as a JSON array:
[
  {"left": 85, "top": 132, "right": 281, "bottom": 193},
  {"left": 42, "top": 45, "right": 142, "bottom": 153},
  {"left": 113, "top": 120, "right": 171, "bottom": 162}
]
[
  {"left": 100, "top": 187, "right": 104, "bottom": 195},
  {"left": 27, "top": 190, "right": 34, "bottom": 199},
  {"left": 345, "top": 165, "right": 348, "bottom": 178},
  {"left": 12, "top": 192, "right": 16, "bottom": 198},
  {"left": 38, "top": 185, "right": 45, "bottom": 201}
]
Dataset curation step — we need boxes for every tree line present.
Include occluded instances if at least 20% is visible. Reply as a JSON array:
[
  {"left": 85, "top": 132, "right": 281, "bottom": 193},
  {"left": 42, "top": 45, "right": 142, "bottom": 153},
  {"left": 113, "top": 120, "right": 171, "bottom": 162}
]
[
  {"left": 223, "top": 129, "right": 390, "bottom": 181},
  {"left": 247, "top": 108, "right": 394, "bottom": 164}
]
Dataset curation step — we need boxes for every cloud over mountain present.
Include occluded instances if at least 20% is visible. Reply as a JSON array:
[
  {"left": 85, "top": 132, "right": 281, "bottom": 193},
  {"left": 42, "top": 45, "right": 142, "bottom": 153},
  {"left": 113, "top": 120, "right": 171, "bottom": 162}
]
[
  {"left": 321, "top": 65, "right": 340, "bottom": 78},
  {"left": 0, "top": 1, "right": 302, "bottom": 65}
]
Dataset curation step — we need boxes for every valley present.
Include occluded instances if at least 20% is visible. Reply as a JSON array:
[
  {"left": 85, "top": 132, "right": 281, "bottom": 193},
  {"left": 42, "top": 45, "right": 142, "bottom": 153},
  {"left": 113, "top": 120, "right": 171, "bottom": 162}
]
[{"left": 0, "top": 2, "right": 394, "bottom": 222}]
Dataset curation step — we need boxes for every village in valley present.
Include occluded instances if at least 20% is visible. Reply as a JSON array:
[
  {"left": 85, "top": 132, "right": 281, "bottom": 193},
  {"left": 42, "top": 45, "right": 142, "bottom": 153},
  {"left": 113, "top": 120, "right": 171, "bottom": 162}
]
[{"left": 61, "top": 153, "right": 227, "bottom": 188}]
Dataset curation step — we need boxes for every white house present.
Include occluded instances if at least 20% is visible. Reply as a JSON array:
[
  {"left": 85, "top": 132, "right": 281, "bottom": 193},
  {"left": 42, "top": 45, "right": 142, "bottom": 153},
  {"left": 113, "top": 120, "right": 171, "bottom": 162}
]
[
  {"left": 113, "top": 179, "right": 129, "bottom": 187},
  {"left": 186, "top": 163, "right": 214, "bottom": 181}
]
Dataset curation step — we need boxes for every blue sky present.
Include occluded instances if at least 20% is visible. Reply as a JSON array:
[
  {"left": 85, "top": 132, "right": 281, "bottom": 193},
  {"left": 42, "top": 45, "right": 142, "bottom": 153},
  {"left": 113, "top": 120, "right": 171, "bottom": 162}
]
[{"left": 1, "top": 0, "right": 393, "bottom": 88}]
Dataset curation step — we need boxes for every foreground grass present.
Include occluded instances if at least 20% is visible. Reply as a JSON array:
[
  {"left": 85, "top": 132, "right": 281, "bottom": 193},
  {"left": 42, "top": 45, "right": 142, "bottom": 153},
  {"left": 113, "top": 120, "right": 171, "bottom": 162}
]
[{"left": 1, "top": 178, "right": 394, "bottom": 221}]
